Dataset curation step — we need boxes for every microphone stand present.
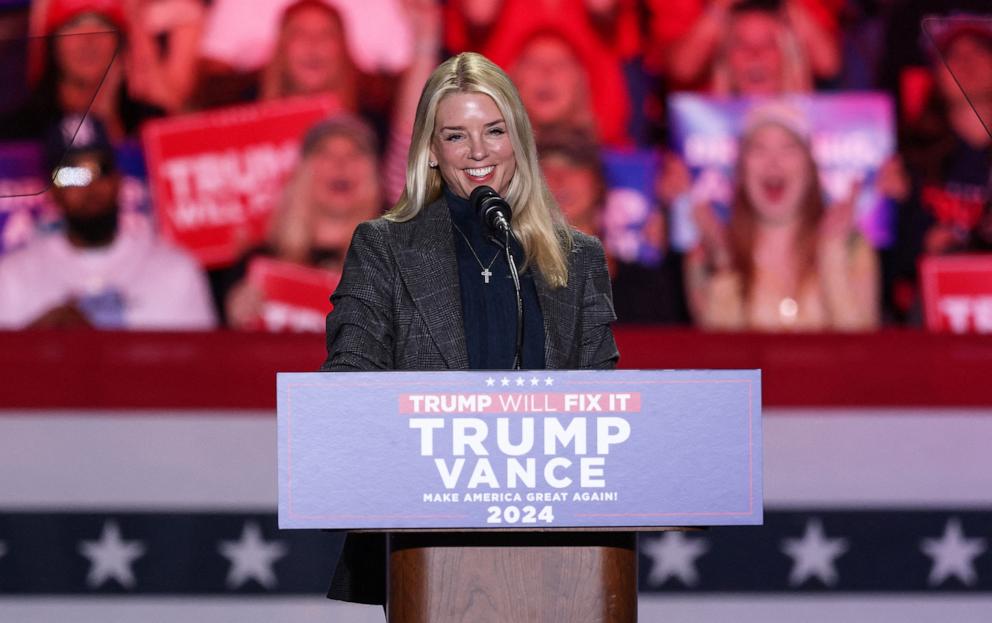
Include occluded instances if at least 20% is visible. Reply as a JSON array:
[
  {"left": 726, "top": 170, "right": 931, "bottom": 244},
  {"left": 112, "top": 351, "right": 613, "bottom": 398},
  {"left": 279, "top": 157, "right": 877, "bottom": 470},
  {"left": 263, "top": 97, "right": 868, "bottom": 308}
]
[
  {"left": 500, "top": 227, "right": 524, "bottom": 370},
  {"left": 474, "top": 186, "right": 524, "bottom": 370}
]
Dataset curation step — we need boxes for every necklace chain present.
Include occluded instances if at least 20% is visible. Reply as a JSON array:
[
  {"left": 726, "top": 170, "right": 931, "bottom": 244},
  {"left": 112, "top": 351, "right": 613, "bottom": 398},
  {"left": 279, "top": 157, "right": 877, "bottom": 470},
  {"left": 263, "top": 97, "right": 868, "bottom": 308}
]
[{"left": 451, "top": 223, "right": 499, "bottom": 284}]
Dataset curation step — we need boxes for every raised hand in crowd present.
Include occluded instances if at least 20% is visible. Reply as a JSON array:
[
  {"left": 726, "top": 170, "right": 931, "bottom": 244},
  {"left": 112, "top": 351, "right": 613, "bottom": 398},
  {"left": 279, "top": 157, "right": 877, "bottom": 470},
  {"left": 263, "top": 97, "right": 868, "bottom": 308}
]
[
  {"left": 682, "top": 197, "right": 736, "bottom": 328},
  {"left": 692, "top": 199, "right": 732, "bottom": 272},
  {"left": 121, "top": 0, "right": 205, "bottom": 114},
  {"left": 817, "top": 178, "right": 860, "bottom": 258},
  {"left": 224, "top": 279, "right": 266, "bottom": 331},
  {"left": 663, "top": 0, "right": 742, "bottom": 84},
  {"left": 923, "top": 226, "right": 957, "bottom": 256},
  {"left": 817, "top": 179, "right": 880, "bottom": 331},
  {"left": 876, "top": 155, "right": 910, "bottom": 204},
  {"left": 683, "top": 197, "right": 739, "bottom": 329},
  {"left": 404, "top": 0, "right": 443, "bottom": 53},
  {"left": 781, "top": 0, "right": 840, "bottom": 80},
  {"left": 382, "top": 0, "right": 443, "bottom": 202}
]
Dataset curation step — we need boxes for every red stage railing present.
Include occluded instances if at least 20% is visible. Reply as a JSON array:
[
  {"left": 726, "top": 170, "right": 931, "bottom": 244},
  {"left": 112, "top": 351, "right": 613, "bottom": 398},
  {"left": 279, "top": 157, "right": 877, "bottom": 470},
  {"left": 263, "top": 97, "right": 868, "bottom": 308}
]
[{"left": 2, "top": 329, "right": 990, "bottom": 409}]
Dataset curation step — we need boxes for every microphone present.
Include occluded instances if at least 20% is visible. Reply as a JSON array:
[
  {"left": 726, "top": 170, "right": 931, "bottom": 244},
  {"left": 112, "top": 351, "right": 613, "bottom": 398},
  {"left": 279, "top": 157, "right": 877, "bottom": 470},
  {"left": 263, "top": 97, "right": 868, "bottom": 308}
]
[
  {"left": 470, "top": 185, "right": 512, "bottom": 236},
  {"left": 469, "top": 185, "right": 524, "bottom": 369}
]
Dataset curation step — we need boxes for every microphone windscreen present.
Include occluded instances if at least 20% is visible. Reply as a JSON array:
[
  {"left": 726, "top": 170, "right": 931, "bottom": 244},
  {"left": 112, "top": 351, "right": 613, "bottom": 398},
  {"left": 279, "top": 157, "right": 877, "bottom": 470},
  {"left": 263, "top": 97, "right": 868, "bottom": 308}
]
[
  {"left": 470, "top": 185, "right": 499, "bottom": 211},
  {"left": 471, "top": 185, "right": 512, "bottom": 234}
]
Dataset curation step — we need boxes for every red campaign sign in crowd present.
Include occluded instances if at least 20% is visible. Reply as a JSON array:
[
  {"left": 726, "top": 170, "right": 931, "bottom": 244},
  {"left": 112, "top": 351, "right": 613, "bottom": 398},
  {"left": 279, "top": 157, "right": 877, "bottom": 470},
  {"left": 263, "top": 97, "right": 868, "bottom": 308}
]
[
  {"left": 142, "top": 96, "right": 342, "bottom": 268},
  {"left": 246, "top": 256, "right": 341, "bottom": 333},
  {"left": 920, "top": 255, "right": 992, "bottom": 334}
]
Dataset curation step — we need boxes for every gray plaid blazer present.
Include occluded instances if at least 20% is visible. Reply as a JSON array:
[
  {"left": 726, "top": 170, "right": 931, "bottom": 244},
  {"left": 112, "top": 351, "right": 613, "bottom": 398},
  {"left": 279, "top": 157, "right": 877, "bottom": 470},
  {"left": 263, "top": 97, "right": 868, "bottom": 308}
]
[
  {"left": 321, "top": 196, "right": 619, "bottom": 372},
  {"left": 320, "top": 196, "right": 619, "bottom": 604}
]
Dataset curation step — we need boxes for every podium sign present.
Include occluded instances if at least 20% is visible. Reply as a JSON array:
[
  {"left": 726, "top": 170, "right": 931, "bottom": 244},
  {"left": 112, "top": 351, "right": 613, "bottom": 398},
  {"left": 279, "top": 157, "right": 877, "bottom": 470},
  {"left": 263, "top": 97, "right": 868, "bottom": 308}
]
[{"left": 278, "top": 369, "right": 762, "bottom": 529}]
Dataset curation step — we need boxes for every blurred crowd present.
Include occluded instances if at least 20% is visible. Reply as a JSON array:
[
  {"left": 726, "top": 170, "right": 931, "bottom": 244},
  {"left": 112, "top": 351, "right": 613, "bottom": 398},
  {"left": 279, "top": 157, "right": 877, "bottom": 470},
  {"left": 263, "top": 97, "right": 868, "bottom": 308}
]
[{"left": 0, "top": 0, "right": 989, "bottom": 332}]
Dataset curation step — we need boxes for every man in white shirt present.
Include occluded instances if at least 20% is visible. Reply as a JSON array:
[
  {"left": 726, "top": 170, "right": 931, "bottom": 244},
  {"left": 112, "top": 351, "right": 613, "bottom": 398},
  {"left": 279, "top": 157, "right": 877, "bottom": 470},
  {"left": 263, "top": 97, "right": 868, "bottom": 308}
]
[{"left": 0, "top": 115, "right": 217, "bottom": 330}]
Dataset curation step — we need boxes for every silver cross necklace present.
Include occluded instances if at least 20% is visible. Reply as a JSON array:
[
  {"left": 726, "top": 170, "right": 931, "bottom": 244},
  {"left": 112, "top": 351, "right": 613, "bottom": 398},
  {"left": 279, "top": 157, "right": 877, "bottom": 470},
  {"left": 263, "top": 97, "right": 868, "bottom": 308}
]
[{"left": 451, "top": 223, "right": 500, "bottom": 284}]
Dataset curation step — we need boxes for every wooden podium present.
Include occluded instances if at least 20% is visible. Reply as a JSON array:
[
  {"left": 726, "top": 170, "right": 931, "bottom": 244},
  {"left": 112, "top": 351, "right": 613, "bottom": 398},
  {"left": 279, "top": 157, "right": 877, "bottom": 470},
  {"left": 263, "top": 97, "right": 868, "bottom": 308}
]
[
  {"left": 277, "top": 369, "right": 762, "bottom": 622},
  {"left": 387, "top": 531, "right": 637, "bottom": 623}
]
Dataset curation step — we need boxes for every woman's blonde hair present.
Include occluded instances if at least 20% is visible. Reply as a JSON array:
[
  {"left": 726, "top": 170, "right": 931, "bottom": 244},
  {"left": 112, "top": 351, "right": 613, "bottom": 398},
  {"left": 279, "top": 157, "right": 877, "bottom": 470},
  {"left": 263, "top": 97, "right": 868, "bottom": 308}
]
[{"left": 387, "top": 52, "right": 573, "bottom": 288}]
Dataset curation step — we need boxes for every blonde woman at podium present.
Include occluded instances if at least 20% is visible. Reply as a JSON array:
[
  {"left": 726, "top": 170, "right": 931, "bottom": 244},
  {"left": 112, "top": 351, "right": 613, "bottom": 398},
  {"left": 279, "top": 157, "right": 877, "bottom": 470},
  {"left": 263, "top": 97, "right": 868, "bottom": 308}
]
[{"left": 320, "top": 52, "right": 619, "bottom": 605}]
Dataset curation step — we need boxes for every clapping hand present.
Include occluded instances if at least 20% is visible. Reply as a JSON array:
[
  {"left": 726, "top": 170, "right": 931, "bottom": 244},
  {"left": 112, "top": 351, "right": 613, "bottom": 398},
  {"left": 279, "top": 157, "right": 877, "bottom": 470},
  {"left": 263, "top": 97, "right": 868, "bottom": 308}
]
[
  {"left": 403, "top": 0, "right": 442, "bottom": 59},
  {"left": 693, "top": 200, "right": 732, "bottom": 271},
  {"left": 818, "top": 179, "right": 861, "bottom": 263},
  {"left": 876, "top": 156, "right": 910, "bottom": 203},
  {"left": 225, "top": 281, "right": 266, "bottom": 331}
]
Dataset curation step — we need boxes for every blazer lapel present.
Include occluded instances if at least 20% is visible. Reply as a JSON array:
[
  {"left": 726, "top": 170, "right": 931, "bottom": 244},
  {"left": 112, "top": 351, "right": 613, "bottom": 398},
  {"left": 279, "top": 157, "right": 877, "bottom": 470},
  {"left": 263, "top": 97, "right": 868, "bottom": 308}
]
[{"left": 390, "top": 198, "right": 470, "bottom": 369}]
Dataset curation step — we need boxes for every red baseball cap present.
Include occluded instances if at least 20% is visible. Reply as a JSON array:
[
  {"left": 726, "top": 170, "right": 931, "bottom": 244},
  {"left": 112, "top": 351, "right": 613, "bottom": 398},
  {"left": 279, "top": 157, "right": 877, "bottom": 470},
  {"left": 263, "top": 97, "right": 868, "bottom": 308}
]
[{"left": 41, "top": 0, "right": 127, "bottom": 35}]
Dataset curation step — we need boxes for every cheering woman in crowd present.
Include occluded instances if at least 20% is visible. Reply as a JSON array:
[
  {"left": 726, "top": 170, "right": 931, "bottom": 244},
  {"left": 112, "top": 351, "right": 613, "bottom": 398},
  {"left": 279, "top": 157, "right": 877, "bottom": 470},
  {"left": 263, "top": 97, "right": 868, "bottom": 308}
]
[
  {"left": 684, "top": 103, "right": 880, "bottom": 332},
  {"left": 222, "top": 114, "right": 385, "bottom": 329},
  {"left": 320, "top": 51, "right": 619, "bottom": 604}
]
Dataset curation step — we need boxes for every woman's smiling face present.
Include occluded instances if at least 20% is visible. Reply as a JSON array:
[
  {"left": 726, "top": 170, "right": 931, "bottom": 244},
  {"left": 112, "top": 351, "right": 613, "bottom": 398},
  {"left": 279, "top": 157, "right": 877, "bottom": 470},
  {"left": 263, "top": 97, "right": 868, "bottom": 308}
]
[{"left": 430, "top": 92, "right": 517, "bottom": 199}]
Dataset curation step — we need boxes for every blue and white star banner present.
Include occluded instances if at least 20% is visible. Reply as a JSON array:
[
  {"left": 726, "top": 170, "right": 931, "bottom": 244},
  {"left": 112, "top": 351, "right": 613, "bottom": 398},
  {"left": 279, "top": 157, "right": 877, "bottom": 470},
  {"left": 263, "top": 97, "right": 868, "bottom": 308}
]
[{"left": 1, "top": 408, "right": 990, "bottom": 622}]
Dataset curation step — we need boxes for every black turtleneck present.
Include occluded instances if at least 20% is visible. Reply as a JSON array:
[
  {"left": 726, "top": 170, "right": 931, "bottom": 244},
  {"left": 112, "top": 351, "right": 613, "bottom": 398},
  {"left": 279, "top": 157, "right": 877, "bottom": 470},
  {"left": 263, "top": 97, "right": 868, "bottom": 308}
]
[{"left": 445, "top": 187, "right": 545, "bottom": 370}]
